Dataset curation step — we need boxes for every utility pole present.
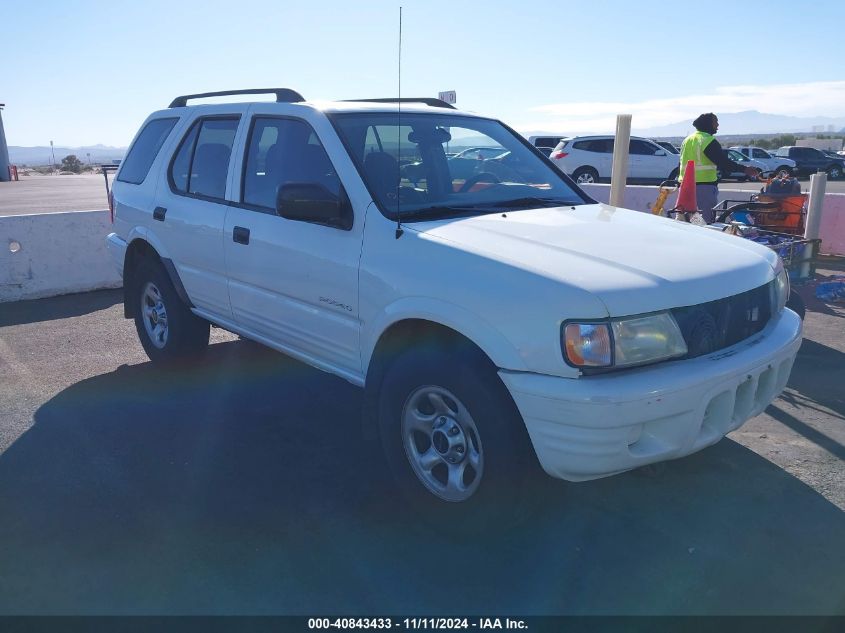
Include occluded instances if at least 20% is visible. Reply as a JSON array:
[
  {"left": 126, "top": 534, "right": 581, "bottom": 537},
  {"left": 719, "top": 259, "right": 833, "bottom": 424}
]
[
  {"left": 50, "top": 140, "right": 56, "bottom": 173},
  {"left": 0, "top": 104, "right": 10, "bottom": 182}
]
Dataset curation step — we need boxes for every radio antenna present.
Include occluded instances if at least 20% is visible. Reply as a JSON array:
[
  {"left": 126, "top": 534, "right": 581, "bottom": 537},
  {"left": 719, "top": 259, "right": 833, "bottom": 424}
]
[{"left": 395, "top": 6, "right": 404, "bottom": 239}]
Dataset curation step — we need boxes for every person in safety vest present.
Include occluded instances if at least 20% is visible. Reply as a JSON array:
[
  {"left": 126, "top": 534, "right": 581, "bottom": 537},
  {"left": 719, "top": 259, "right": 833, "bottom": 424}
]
[{"left": 679, "top": 113, "right": 756, "bottom": 223}]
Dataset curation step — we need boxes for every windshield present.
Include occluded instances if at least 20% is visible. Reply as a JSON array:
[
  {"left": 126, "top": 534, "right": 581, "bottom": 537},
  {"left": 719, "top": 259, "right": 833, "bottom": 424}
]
[{"left": 329, "top": 112, "right": 589, "bottom": 221}]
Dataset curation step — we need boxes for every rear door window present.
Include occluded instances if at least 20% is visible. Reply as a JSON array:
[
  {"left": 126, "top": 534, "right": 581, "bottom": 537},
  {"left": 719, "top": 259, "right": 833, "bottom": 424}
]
[
  {"left": 117, "top": 118, "right": 178, "bottom": 184},
  {"left": 168, "top": 117, "right": 240, "bottom": 200}
]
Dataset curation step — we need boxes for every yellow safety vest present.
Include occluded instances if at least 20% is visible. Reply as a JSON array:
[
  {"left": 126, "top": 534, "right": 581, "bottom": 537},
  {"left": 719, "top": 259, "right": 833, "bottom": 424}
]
[{"left": 679, "top": 131, "right": 718, "bottom": 183}]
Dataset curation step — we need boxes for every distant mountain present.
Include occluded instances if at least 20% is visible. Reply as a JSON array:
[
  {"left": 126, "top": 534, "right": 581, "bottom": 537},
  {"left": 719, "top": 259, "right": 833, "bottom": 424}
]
[
  {"left": 8, "top": 145, "right": 127, "bottom": 166},
  {"left": 635, "top": 111, "right": 845, "bottom": 136}
]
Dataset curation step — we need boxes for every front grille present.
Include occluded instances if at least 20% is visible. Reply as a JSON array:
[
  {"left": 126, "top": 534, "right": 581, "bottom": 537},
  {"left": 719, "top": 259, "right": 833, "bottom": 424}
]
[{"left": 671, "top": 281, "right": 773, "bottom": 358}]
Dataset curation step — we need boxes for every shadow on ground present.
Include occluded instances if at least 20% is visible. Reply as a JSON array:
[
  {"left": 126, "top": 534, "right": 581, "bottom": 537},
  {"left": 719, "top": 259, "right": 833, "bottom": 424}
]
[
  {"left": 0, "top": 289, "right": 122, "bottom": 328},
  {"left": 0, "top": 340, "right": 843, "bottom": 615}
]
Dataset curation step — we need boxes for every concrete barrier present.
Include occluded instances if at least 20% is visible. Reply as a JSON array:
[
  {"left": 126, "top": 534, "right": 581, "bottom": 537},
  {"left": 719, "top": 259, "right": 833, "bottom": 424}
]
[
  {"left": 1, "top": 188, "right": 844, "bottom": 303},
  {"left": 1, "top": 210, "right": 120, "bottom": 302}
]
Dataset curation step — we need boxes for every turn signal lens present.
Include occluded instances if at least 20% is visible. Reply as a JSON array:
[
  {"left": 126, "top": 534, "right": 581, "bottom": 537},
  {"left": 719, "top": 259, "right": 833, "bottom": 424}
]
[{"left": 564, "top": 323, "right": 612, "bottom": 367}]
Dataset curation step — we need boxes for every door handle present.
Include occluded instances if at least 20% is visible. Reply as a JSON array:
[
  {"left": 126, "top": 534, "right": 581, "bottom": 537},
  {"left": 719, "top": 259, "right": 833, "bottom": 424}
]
[
  {"left": 233, "top": 226, "right": 250, "bottom": 245},
  {"left": 153, "top": 206, "right": 167, "bottom": 221}
]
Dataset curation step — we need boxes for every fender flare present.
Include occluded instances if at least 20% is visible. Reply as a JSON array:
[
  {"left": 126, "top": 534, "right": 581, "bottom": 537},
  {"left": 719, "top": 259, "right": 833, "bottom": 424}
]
[
  {"left": 123, "top": 229, "right": 193, "bottom": 316},
  {"left": 361, "top": 297, "right": 528, "bottom": 377}
]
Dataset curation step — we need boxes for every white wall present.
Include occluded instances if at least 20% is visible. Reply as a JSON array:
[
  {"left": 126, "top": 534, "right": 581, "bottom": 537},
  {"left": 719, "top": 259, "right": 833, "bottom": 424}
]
[{"left": 1, "top": 210, "right": 120, "bottom": 302}]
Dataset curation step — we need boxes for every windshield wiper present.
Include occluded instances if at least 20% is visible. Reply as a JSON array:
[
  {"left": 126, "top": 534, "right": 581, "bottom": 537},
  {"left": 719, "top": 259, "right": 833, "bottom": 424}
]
[
  {"left": 399, "top": 205, "right": 481, "bottom": 220},
  {"left": 488, "top": 197, "right": 576, "bottom": 209},
  {"left": 399, "top": 197, "right": 578, "bottom": 221}
]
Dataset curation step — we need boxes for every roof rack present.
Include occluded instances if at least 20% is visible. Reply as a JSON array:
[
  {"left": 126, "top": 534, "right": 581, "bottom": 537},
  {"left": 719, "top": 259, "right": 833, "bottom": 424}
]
[
  {"left": 169, "top": 88, "right": 305, "bottom": 108},
  {"left": 342, "top": 98, "right": 456, "bottom": 110}
]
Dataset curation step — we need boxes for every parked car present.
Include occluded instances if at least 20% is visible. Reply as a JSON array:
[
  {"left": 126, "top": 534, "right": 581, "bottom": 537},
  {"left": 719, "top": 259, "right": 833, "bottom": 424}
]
[
  {"left": 729, "top": 146, "right": 796, "bottom": 177},
  {"left": 774, "top": 146, "right": 845, "bottom": 179},
  {"left": 528, "top": 134, "right": 567, "bottom": 156},
  {"left": 106, "top": 88, "right": 801, "bottom": 523},
  {"left": 451, "top": 146, "right": 508, "bottom": 161},
  {"left": 549, "top": 135, "right": 679, "bottom": 183},
  {"left": 719, "top": 149, "right": 768, "bottom": 181},
  {"left": 403, "top": 146, "right": 509, "bottom": 183}
]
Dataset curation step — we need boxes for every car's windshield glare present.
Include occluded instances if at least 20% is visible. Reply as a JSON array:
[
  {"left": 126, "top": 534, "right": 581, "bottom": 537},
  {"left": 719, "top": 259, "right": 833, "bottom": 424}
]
[{"left": 330, "top": 112, "right": 586, "bottom": 219}]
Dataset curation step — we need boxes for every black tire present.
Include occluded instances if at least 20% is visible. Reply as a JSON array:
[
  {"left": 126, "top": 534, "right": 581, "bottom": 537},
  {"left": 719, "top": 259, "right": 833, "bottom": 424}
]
[
  {"left": 376, "top": 344, "right": 538, "bottom": 532},
  {"left": 133, "top": 258, "right": 209, "bottom": 364},
  {"left": 827, "top": 165, "right": 843, "bottom": 180},
  {"left": 775, "top": 166, "right": 792, "bottom": 178},
  {"left": 572, "top": 166, "right": 599, "bottom": 184},
  {"left": 786, "top": 289, "right": 806, "bottom": 320}
]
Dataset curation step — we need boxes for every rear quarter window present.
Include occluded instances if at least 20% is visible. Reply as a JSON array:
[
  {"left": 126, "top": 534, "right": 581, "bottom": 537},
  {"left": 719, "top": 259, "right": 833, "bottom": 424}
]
[{"left": 117, "top": 118, "right": 179, "bottom": 184}]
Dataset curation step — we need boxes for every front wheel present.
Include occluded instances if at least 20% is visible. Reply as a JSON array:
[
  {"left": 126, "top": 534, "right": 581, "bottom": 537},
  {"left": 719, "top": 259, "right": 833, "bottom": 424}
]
[
  {"left": 133, "top": 258, "right": 209, "bottom": 364},
  {"left": 377, "top": 345, "right": 537, "bottom": 530},
  {"left": 572, "top": 166, "right": 599, "bottom": 184}
]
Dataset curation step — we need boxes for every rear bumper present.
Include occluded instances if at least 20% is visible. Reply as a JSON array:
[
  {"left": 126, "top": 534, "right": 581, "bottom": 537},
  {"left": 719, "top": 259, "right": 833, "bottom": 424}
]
[
  {"left": 499, "top": 309, "right": 802, "bottom": 481},
  {"left": 105, "top": 233, "right": 127, "bottom": 278}
]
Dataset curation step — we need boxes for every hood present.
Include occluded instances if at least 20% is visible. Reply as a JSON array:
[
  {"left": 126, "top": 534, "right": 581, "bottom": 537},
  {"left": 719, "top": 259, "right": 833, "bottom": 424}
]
[{"left": 409, "top": 203, "right": 779, "bottom": 316}]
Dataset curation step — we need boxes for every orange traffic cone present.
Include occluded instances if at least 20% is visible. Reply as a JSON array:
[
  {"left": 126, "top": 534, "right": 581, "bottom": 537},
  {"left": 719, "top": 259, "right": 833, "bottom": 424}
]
[{"left": 675, "top": 160, "right": 698, "bottom": 212}]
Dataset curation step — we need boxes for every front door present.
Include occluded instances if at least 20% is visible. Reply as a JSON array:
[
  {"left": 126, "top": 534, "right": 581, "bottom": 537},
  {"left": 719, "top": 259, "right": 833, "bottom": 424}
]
[{"left": 223, "top": 113, "right": 364, "bottom": 379}]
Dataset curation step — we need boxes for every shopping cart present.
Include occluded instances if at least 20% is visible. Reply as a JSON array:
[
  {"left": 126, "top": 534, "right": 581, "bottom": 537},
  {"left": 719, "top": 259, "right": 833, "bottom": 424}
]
[{"left": 715, "top": 176, "right": 806, "bottom": 235}]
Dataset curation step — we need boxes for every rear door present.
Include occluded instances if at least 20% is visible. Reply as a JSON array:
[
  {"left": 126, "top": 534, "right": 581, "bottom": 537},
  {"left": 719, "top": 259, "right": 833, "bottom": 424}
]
[
  {"left": 585, "top": 138, "right": 614, "bottom": 178},
  {"left": 153, "top": 107, "right": 248, "bottom": 321},
  {"left": 223, "top": 109, "right": 364, "bottom": 379}
]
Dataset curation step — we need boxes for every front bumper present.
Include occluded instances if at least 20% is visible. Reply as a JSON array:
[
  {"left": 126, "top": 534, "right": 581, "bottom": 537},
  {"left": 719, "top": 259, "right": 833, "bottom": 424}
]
[{"left": 499, "top": 309, "right": 802, "bottom": 481}]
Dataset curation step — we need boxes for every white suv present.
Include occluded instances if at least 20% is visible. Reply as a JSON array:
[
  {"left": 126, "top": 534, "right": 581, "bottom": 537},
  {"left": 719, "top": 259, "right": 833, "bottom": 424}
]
[
  {"left": 550, "top": 135, "right": 680, "bottom": 183},
  {"left": 730, "top": 146, "right": 796, "bottom": 177},
  {"left": 106, "top": 88, "right": 801, "bottom": 522}
]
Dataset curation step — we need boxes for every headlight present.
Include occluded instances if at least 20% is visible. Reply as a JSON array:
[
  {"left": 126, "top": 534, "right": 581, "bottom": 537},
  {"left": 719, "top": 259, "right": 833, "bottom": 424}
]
[
  {"left": 772, "top": 259, "right": 789, "bottom": 314},
  {"left": 563, "top": 312, "right": 688, "bottom": 369}
]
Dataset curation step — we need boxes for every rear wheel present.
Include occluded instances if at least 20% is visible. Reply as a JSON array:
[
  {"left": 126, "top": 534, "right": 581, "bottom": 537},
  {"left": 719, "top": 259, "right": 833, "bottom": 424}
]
[
  {"left": 572, "top": 166, "right": 599, "bottom": 184},
  {"left": 377, "top": 344, "right": 538, "bottom": 531},
  {"left": 827, "top": 165, "right": 843, "bottom": 180},
  {"left": 775, "top": 166, "right": 792, "bottom": 178},
  {"left": 133, "top": 258, "right": 209, "bottom": 364}
]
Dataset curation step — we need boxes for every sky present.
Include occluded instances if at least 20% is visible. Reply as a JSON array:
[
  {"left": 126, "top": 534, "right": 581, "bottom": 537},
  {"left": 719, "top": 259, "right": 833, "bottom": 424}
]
[{"left": 3, "top": 0, "right": 845, "bottom": 147}]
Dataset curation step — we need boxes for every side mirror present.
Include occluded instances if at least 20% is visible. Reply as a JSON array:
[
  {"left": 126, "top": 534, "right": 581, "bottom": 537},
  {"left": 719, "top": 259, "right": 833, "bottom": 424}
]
[{"left": 276, "top": 183, "right": 353, "bottom": 230}]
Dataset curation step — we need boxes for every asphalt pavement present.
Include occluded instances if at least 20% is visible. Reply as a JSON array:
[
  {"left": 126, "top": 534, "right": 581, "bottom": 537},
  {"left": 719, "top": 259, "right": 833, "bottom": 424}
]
[
  {"left": 0, "top": 174, "right": 109, "bottom": 216},
  {"left": 0, "top": 284, "right": 843, "bottom": 615}
]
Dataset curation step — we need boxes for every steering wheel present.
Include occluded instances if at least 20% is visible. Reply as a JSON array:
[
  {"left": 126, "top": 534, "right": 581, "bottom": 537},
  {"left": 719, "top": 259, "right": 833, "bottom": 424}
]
[{"left": 458, "top": 172, "right": 501, "bottom": 193}]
